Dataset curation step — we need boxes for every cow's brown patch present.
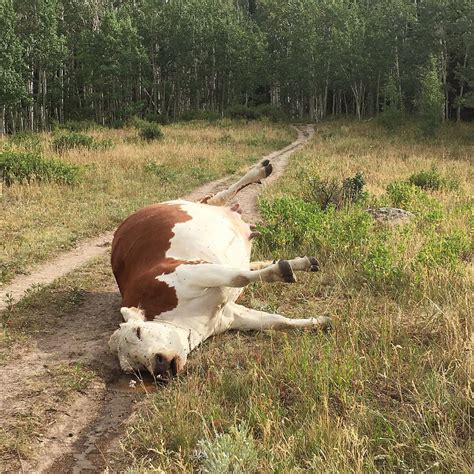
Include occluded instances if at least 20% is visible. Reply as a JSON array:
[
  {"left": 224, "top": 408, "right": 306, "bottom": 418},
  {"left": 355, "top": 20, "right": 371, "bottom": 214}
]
[{"left": 111, "top": 203, "right": 192, "bottom": 320}]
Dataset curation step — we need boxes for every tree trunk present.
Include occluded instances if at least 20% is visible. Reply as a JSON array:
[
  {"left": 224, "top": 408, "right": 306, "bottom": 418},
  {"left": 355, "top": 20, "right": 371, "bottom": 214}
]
[{"left": 456, "top": 46, "right": 468, "bottom": 122}]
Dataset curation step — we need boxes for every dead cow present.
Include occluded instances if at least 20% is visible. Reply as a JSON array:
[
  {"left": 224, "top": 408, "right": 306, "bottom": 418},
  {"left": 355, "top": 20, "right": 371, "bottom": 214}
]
[{"left": 109, "top": 160, "right": 331, "bottom": 377}]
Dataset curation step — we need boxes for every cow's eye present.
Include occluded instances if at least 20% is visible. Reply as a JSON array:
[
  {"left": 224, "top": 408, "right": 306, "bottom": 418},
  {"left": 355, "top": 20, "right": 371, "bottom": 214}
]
[{"left": 135, "top": 327, "right": 142, "bottom": 340}]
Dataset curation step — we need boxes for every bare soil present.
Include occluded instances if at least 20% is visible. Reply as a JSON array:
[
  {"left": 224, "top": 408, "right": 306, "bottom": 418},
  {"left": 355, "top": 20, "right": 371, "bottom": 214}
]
[{"left": 0, "top": 125, "right": 313, "bottom": 473}]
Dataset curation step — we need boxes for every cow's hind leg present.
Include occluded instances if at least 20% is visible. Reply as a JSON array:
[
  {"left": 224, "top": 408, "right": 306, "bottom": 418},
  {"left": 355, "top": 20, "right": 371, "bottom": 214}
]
[
  {"left": 223, "top": 302, "right": 331, "bottom": 332},
  {"left": 201, "top": 160, "right": 273, "bottom": 206},
  {"left": 181, "top": 256, "right": 319, "bottom": 288}
]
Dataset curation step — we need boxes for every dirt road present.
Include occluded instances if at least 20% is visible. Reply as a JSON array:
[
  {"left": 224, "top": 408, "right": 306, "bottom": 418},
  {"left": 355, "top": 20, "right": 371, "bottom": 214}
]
[{"left": 0, "top": 125, "right": 313, "bottom": 473}]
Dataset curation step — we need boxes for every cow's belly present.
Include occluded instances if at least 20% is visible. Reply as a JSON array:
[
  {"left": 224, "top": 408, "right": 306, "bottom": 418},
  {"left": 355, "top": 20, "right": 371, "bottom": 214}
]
[{"left": 165, "top": 200, "right": 252, "bottom": 268}]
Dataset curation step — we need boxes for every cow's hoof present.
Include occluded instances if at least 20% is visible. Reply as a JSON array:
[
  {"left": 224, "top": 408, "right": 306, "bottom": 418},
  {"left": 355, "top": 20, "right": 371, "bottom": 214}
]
[
  {"left": 264, "top": 162, "right": 273, "bottom": 177},
  {"left": 314, "top": 316, "right": 332, "bottom": 332},
  {"left": 278, "top": 259, "right": 296, "bottom": 283},
  {"left": 308, "top": 257, "right": 319, "bottom": 272},
  {"left": 261, "top": 159, "right": 270, "bottom": 167}
]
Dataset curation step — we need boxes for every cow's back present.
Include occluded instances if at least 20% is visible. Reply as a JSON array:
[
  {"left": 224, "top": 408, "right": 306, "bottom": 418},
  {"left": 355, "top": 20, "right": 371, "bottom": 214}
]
[{"left": 111, "top": 200, "right": 251, "bottom": 319}]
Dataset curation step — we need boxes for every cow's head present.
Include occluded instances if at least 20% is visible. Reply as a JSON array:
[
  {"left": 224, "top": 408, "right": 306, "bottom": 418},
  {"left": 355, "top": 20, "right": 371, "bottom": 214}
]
[{"left": 109, "top": 307, "right": 188, "bottom": 378}]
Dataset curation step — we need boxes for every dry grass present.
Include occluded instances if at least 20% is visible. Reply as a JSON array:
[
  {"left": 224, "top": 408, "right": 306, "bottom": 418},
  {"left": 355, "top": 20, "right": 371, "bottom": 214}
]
[
  {"left": 119, "top": 120, "right": 473, "bottom": 472},
  {"left": 0, "top": 120, "right": 293, "bottom": 284}
]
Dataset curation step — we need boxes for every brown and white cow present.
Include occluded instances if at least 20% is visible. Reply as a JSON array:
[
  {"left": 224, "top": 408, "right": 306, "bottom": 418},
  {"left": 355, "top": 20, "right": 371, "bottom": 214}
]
[{"left": 109, "top": 159, "right": 331, "bottom": 378}]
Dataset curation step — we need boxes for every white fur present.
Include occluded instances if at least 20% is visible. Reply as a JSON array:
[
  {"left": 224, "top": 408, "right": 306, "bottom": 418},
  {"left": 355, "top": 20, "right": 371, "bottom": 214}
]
[{"left": 109, "top": 162, "right": 331, "bottom": 377}]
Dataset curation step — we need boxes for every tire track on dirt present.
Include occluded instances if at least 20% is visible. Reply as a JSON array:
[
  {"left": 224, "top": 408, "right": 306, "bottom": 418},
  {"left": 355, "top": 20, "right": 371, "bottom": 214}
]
[{"left": 0, "top": 125, "right": 313, "bottom": 473}]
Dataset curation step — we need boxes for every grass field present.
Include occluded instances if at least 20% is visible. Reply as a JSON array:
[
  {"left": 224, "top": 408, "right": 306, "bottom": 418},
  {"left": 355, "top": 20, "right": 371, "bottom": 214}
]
[
  {"left": 119, "top": 121, "right": 473, "bottom": 472},
  {"left": 0, "top": 120, "right": 293, "bottom": 284},
  {"left": 0, "top": 120, "right": 472, "bottom": 472}
]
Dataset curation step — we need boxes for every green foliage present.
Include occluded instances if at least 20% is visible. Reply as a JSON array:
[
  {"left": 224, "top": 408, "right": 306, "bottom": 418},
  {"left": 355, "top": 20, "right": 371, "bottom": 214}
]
[
  {"left": 180, "top": 110, "right": 221, "bottom": 122},
  {"left": 52, "top": 132, "right": 112, "bottom": 153},
  {"left": 378, "top": 74, "right": 405, "bottom": 131},
  {"left": 9, "top": 132, "right": 42, "bottom": 152},
  {"left": 226, "top": 105, "right": 261, "bottom": 120},
  {"left": 137, "top": 122, "right": 164, "bottom": 141},
  {"left": 195, "top": 425, "right": 259, "bottom": 473},
  {"left": 418, "top": 56, "right": 444, "bottom": 137},
  {"left": 60, "top": 120, "right": 97, "bottom": 132},
  {"left": 408, "top": 167, "right": 458, "bottom": 191},
  {"left": 0, "top": 151, "right": 82, "bottom": 186},
  {"left": 417, "top": 231, "right": 471, "bottom": 269},
  {"left": 308, "top": 172, "right": 367, "bottom": 210},
  {"left": 143, "top": 161, "right": 178, "bottom": 182}
]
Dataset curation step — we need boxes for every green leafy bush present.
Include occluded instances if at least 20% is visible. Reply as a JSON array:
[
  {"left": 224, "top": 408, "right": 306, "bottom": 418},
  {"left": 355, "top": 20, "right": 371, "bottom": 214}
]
[
  {"left": 408, "top": 167, "right": 458, "bottom": 191},
  {"left": 0, "top": 150, "right": 82, "bottom": 186},
  {"left": 225, "top": 105, "right": 261, "bottom": 120},
  {"left": 308, "top": 172, "right": 367, "bottom": 210},
  {"left": 256, "top": 104, "right": 286, "bottom": 122},
  {"left": 180, "top": 109, "right": 220, "bottom": 122},
  {"left": 60, "top": 120, "right": 96, "bottom": 132},
  {"left": 416, "top": 231, "right": 471, "bottom": 269},
  {"left": 143, "top": 161, "right": 177, "bottom": 182},
  {"left": 52, "top": 132, "right": 112, "bottom": 153},
  {"left": 137, "top": 122, "right": 164, "bottom": 141},
  {"left": 9, "top": 132, "right": 42, "bottom": 151}
]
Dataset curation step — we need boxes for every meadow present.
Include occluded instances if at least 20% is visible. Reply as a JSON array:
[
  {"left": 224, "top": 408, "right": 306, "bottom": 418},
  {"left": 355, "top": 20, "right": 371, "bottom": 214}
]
[
  {"left": 0, "top": 119, "right": 472, "bottom": 472},
  {"left": 0, "top": 121, "right": 293, "bottom": 284},
  {"left": 120, "top": 120, "right": 473, "bottom": 472}
]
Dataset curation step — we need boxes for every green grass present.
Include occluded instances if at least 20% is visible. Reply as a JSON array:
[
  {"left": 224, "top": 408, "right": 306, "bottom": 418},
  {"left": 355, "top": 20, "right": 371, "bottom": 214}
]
[
  {"left": 119, "top": 120, "right": 473, "bottom": 472},
  {"left": 0, "top": 120, "right": 294, "bottom": 284}
]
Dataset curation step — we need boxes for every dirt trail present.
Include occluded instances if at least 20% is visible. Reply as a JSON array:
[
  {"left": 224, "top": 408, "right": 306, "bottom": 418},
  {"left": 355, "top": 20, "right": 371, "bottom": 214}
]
[{"left": 0, "top": 125, "right": 313, "bottom": 473}]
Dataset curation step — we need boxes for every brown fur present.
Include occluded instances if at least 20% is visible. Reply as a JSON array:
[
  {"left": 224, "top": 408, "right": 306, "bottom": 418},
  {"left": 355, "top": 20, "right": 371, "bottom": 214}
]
[{"left": 111, "top": 203, "right": 192, "bottom": 320}]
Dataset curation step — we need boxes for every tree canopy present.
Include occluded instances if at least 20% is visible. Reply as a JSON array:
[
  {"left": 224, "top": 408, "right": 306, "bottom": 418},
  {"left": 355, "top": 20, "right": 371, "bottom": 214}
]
[{"left": 0, "top": 0, "right": 473, "bottom": 132}]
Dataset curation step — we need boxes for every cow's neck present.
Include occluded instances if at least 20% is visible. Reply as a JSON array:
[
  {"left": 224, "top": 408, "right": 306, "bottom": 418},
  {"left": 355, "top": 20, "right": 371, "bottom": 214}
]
[{"left": 155, "top": 320, "right": 206, "bottom": 355}]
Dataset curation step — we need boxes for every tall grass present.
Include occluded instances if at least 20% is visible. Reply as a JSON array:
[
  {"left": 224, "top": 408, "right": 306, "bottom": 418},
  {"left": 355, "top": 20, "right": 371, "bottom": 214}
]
[
  {"left": 120, "top": 120, "right": 473, "bottom": 472},
  {"left": 0, "top": 121, "right": 293, "bottom": 284}
]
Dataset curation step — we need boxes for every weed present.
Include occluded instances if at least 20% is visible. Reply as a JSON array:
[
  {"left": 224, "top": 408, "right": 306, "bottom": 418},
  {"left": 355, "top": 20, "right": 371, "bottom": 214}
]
[
  {"left": 408, "top": 167, "right": 459, "bottom": 191},
  {"left": 9, "top": 131, "right": 42, "bottom": 152},
  {"left": 143, "top": 161, "right": 178, "bottom": 182},
  {"left": 52, "top": 132, "right": 112, "bottom": 153},
  {"left": 56, "top": 362, "right": 96, "bottom": 392},
  {"left": 138, "top": 122, "right": 163, "bottom": 141},
  {"left": 308, "top": 172, "right": 367, "bottom": 210},
  {"left": 0, "top": 150, "right": 82, "bottom": 186}
]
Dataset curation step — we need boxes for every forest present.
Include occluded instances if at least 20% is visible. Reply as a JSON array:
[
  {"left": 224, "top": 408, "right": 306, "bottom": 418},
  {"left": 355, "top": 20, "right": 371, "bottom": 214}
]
[{"left": 1, "top": 0, "right": 473, "bottom": 133}]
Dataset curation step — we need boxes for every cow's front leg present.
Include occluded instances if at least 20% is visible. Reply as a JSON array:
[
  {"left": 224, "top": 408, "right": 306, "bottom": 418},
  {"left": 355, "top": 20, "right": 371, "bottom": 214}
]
[
  {"left": 181, "top": 256, "right": 319, "bottom": 288},
  {"left": 200, "top": 160, "right": 273, "bottom": 206},
  {"left": 223, "top": 302, "right": 331, "bottom": 331}
]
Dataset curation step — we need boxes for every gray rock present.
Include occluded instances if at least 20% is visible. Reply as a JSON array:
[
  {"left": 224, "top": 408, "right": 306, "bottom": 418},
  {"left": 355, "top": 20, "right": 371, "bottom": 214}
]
[{"left": 366, "top": 207, "right": 414, "bottom": 225}]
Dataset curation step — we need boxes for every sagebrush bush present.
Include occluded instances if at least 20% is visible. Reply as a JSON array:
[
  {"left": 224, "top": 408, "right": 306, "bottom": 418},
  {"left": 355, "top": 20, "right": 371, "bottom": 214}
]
[
  {"left": 60, "top": 120, "right": 96, "bottom": 132},
  {"left": 143, "top": 161, "right": 178, "bottom": 182},
  {"left": 308, "top": 172, "right": 367, "bottom": 210},
  {"left": 137, "top": 122, "right": 164, "bottom": 141},
  {"left": 195, "top": 425, "right": 260, "bottom": 473},
  {"left": 52, "top": 132, "right": 112, "bottom": 153},
  {"left": 0, "top": 150, "right": 82, "bottom": 186},
  {"left": 9, "top": 131, "right": 42, "bottom": 151},
  {"left": 408, "top": 167, "right": 458, "bottom": 191}
]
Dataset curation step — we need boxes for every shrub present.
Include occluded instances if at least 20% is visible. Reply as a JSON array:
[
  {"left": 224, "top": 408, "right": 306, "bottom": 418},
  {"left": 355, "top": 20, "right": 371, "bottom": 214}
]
[
  {"left": 143, "top": 112, "right": 170, "bottom": 125},
  {"left": 308, "top": 172, "right": 367, "bottom": 210},
  {"left": 9, "top": 132, "right": 42, "bottom": 151},
  {"left": 225, "top": 105, "right": 261, "bottom": 120},
  {"left": 143, "top": 161, "right": 177, "bottom": 182},
  {"left": 408, "top": 167, "right": 458, "bottom": 191},
  {"left": 137, "top": 122, "right": 164, "bottom": 141},
  {"left": 194, "top": 425, "right": 259, "bottom": 473},
  {"left": 60, "top": 120, "right": 96, "bottom": 132},
  {"left": 416, "top": 231, "right": 471, "bottom": 269},
  {"left": 0, "top": 150, "right": 82, "bottom": 186},
  {"left": 51, "top": 132, "right": 112, "bottom": 153},
  {"left": 180, "top": 109, "right": 220, "bottom": 122},
  {"left": 256, "top": 104, "right": 286, "bottom": 122}
]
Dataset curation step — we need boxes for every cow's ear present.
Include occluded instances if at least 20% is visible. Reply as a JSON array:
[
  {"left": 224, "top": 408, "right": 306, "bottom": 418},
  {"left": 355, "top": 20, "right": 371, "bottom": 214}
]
[{"left": 120, "top": 306, "right": 146, "bottom": 322}]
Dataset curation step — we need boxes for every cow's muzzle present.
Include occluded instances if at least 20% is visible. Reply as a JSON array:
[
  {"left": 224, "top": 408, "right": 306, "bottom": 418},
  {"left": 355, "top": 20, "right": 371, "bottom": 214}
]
[{"left": 152, "top": 353, "right": 179, "bottom": 378}]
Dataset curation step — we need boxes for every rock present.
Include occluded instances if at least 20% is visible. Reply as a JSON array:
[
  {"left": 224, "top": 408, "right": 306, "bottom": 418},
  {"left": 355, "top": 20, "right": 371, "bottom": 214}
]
[{"left": 365, "top": 207, "right": 414, "bottom": 225}]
